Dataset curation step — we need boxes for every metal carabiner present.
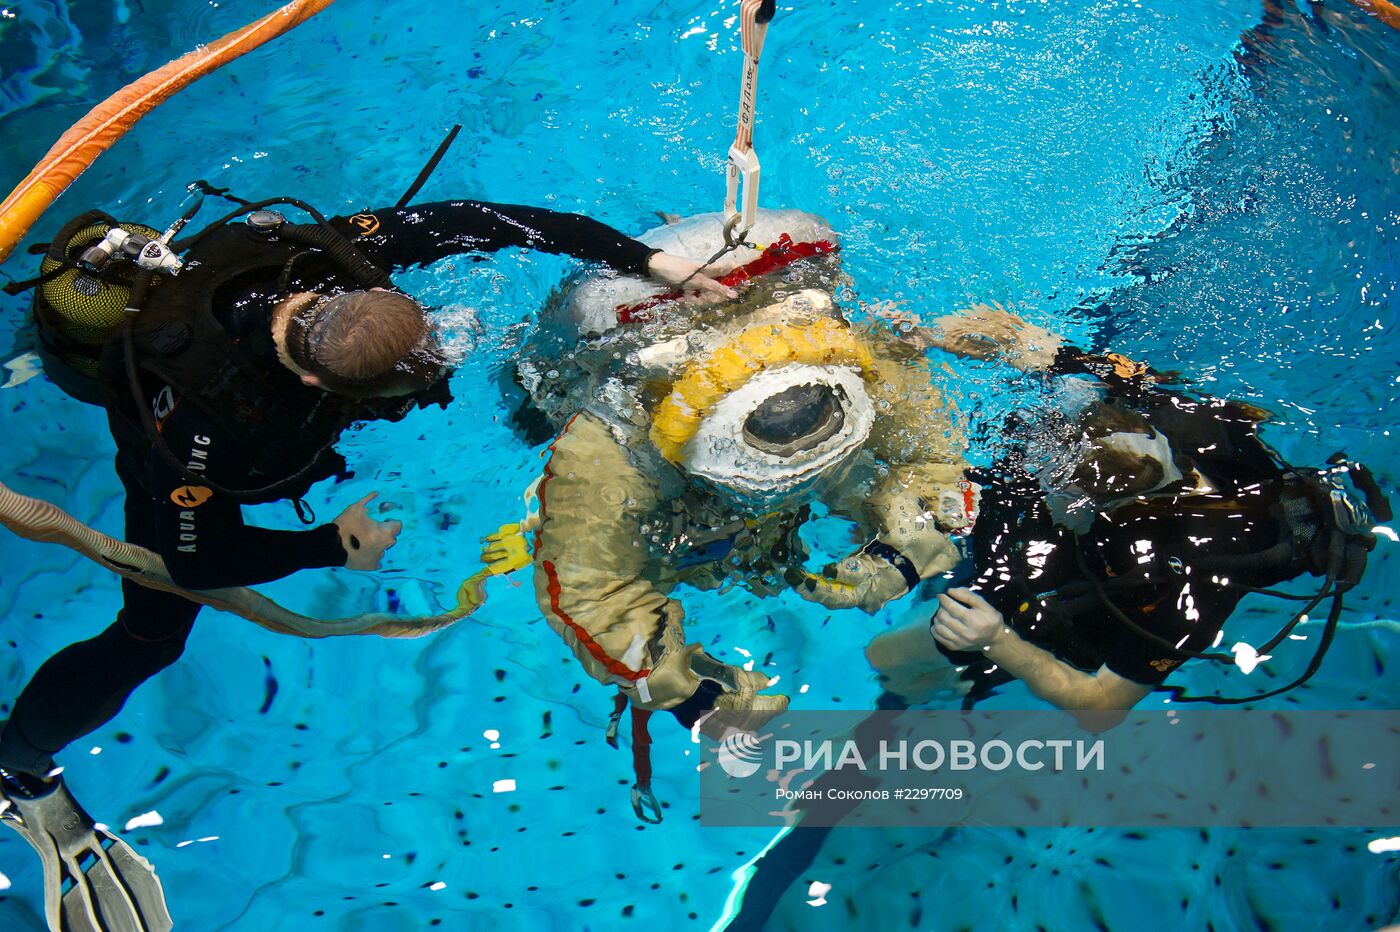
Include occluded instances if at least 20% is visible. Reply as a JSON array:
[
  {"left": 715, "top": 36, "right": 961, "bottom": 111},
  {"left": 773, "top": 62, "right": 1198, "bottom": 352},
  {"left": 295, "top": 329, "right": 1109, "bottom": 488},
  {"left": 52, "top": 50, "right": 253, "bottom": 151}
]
[
  {"left": 631, "top": 783, "right": 664, "bottom": 824},
  {"left": 722, "top": 212, "right": 749, "bottom": 250}
]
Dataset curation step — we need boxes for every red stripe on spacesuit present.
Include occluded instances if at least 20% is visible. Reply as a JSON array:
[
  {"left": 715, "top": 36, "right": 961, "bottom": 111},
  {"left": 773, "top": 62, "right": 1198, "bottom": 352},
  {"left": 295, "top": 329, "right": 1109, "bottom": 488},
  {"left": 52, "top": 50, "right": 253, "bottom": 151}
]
[
  {"left": 541, "top": 560, "right": 651, "bottom": 683},
  {"left": 534, "top": 415, "right": 650, "bottom": 684},
  {"left": 961, "top": 479, "right": 977, "bottom": 525},
  {"left": 615, "top": 235, "right": 839, "bottom": 325}
]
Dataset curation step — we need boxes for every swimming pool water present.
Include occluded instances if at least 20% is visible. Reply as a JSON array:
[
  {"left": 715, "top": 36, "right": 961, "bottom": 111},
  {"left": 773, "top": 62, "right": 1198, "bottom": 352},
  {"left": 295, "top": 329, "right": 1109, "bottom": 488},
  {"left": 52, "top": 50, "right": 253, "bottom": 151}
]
[{"left": 1, "top": 1, "right": 1398, "bottom": 929}]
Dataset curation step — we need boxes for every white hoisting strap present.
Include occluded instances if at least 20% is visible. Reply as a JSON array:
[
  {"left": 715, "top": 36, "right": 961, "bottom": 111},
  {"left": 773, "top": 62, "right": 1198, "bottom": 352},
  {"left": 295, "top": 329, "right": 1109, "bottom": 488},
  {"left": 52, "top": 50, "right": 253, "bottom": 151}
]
[{"left": 723, "top": 0, "right": 778, "bottom": 246}]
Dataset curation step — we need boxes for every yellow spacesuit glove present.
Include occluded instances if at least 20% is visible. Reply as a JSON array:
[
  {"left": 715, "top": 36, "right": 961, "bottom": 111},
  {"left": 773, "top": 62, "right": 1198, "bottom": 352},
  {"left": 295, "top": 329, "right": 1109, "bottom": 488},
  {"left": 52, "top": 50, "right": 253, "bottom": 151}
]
[
  {"left": 453, "top": 523, "right": 533, "bottom": 615},
  {"left": 792, "top": 550, "right": 913, "bottom": 615},
  {"left": 481, "top": 523, "right": 532, "bottom": 575}
]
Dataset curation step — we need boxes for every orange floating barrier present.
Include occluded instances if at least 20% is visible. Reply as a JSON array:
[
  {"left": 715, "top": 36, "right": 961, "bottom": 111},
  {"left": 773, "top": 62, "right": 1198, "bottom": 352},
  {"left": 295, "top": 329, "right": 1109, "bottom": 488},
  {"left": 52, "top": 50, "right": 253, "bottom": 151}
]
[
  {"left": 1349, "top": 0, "right": 1400, "bottom": 29},
  {"left": 0, "top": 0, "right": 336, "bottom": 264}
]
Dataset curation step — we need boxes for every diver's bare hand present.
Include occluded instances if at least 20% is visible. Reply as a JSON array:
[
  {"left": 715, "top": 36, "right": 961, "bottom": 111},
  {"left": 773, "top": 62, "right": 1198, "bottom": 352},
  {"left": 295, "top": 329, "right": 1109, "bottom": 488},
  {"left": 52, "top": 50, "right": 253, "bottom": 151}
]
[
  {"left": 931, "top": 588, "right": 1008, "bottom": 652},
  {"left": 333, "top": 492, "right": 402, "bottom": 571},
  {"left": 646, "top": 251, "right": 737, "bottom": 302},
  {"left": 869, "top": 300, "right": 922, "bottom": 331}
]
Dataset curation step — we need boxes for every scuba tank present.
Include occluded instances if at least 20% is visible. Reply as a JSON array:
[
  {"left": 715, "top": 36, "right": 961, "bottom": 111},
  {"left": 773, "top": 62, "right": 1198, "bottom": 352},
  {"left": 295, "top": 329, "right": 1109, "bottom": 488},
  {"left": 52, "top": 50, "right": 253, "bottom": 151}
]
[
  {"left": 27, "top": 211, "right": 167, "bottom": 405},
  {"left": 15, "top": 181, "right": 199, "bottom": 406},
  {"left": 18, "top": 190, "right": 393, "bottom": 409}
]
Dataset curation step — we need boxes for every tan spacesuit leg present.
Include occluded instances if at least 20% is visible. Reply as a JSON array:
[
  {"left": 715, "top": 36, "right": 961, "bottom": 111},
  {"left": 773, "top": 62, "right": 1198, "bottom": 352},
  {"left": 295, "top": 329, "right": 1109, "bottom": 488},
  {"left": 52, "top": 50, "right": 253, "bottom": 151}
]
[
  {"left": 532, "top": 412, "right": 698, "bottom": 709},
  {"left": 532, "top": 413, "right": 787, "bottom": 732}
]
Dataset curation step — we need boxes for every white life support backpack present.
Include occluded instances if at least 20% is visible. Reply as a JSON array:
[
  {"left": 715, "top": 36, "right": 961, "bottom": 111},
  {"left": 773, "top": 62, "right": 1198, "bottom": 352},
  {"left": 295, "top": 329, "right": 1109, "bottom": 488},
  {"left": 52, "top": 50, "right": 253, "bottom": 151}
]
[
  {"left": 515, "top": 209, "right": 842, "bottom": 443},
  {"left": 554, "top": 208, "right": 839, "bottom": 337}
]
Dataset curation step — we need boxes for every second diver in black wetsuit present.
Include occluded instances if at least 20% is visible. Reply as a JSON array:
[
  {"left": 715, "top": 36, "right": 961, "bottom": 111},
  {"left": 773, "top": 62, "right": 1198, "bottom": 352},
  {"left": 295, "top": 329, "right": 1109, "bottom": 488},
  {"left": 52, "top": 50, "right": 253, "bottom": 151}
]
[
  {"left": 0, "top": 195, "right": 733, "bottom": 930},
  {"left": 866, "top": 306, "right": 1381, "bottom": 719}
]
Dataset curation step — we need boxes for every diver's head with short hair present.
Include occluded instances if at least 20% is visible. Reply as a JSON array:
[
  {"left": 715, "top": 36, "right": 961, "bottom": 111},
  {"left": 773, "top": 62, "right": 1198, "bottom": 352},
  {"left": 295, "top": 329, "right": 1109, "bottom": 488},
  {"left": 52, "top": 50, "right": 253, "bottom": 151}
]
[
  {"left": 1069, "top": 443, "right": 1168, "bottom": 501},
  {"left": 273, "top": 289, "right": 445, "bottom": 398},
  {"left": 1072, "top": 403, "right": 1181, "bottom": 503}
]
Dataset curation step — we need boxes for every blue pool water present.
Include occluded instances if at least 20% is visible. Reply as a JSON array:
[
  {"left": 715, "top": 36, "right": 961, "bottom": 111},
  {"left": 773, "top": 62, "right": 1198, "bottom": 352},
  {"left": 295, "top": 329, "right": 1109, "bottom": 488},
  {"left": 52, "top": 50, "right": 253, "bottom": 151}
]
[{"left": 1, "top": 0, "right": 1398, "bottom": 929}]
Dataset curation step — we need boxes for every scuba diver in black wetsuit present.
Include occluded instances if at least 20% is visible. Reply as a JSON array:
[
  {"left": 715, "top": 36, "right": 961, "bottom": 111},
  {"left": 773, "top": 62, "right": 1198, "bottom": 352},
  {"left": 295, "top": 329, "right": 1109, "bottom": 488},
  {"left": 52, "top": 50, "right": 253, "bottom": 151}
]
[
  {"left": 0, "top": 190, "right": 733, "bottom": 930},
  {"left": 866, "top": 306, "right": 1386, "bottom": 719},
  {"left": 718, "top": 307, "right": 1387, "bottom": 932}
]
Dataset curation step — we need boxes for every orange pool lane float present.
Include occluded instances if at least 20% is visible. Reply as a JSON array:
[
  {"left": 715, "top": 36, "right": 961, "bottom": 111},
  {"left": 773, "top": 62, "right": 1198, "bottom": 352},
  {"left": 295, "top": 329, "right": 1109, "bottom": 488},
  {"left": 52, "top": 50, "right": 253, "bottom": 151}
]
[{"left": 0, "top": 0, "right": 336, "bottom": 265}]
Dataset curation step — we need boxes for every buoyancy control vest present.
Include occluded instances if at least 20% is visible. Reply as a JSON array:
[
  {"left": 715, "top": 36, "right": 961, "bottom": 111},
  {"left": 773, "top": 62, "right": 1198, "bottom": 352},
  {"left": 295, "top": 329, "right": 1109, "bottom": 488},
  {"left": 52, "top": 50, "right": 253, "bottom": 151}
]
[
  {"left": 100, "top": 216, "right": 451, "bottom": 504},
  {"left": 966, "top": 390, "right": 1387, "bottom": 703},
  {"left": 0, "top": 199, "right": 449, "bottom": 505}
]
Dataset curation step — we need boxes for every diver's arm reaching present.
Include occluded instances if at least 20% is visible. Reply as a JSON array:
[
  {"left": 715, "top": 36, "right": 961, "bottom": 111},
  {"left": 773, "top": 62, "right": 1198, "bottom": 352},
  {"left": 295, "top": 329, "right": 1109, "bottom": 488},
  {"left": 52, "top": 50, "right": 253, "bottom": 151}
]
[
  {"left": 329, "top": 200, "right": 734, "bottom": 299},
  {"left": 141, "top": 388, "right": 412, "bottom": 589},
  {"left": 932, "top": 588, "right": 1152, "bottom": 718},
  {"left": 924, "top": 305, "right": 1286, "bottom": 487},
  {"left": 919, "top": 303, "right": 1184, "bottom": 388},
  {"left": 917, "top": 303, "right": 1065, "bottom": 371}
]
